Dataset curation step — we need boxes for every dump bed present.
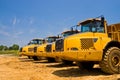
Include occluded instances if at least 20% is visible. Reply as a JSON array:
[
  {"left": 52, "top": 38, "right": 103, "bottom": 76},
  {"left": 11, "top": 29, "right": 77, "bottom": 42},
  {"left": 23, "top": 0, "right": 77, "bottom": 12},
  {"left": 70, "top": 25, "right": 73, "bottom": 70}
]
[{"left": 107, "top": 23, "right": 120, "bottom": 42}]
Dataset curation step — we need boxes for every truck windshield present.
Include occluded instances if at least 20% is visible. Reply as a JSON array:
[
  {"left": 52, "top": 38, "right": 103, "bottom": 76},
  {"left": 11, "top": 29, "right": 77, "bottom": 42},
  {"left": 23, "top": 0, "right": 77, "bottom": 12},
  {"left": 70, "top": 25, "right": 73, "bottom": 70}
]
[
  {"left": 62, "top": 32, "right": 73, "bottom": 37},
  {"left": 28, "top": 39, "right": 43, "bottom": 45},
  {"left": 62, "top": 31, "right": 79, "bottom": 37},
  {"left": 81, "top": 20, "right": 104, "bottom": 33},
  {"left": 46, "top": 37, "right": 57, "bottom": 43}
]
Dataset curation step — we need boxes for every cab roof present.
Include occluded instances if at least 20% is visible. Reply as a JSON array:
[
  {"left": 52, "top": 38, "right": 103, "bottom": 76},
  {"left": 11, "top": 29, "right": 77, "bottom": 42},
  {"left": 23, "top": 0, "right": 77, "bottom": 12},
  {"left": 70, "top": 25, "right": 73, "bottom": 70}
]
[
  {"left": 46, "top": 36, "right": 59, "bottom": 38},
  {"left": 78, "top": 18, "right": 101, "bottom": 26},
  {"left": 31, "top": 38, "right": 44, "bottom": 41},
  {"left": 62, "top": 30, "right": 79, "bottom": 34}
]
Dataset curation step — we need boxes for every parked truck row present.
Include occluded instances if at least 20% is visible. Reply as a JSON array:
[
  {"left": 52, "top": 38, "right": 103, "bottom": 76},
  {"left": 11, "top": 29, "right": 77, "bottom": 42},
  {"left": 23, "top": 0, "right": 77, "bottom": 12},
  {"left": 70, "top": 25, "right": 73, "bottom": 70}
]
[{"left": 19, "top": 16, "right": 120, "bottom": 74}]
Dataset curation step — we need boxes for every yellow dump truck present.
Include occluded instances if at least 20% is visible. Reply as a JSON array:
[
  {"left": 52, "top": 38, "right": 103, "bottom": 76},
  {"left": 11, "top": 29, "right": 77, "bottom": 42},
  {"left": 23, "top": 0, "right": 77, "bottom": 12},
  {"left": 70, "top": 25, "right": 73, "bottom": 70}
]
[
  {"left": 19, "top": 38, "right": 44, "bottom": 60},
  {"left": 54, "top": 16, "right": 120, "bottom": 74},
  {"left": 45, "top": 30, "right": 80, "bottom": 63},
  {"left": 34, "top": 36, "right": 59, "bottom": 62}
]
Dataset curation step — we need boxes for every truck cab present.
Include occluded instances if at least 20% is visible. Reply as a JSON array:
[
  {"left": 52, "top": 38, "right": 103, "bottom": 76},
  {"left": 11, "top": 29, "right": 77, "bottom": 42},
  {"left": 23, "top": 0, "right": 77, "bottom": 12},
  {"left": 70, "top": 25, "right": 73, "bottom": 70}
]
[{"left": 57, "top": 18, "right": 109, "bottom": 60}]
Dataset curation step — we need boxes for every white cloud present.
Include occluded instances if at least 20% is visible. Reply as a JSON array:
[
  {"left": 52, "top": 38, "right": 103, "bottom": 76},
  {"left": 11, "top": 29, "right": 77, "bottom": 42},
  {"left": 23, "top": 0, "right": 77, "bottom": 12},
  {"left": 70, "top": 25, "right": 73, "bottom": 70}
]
[
  {"left": 12, "top": 17, "right": 17, "bottom": 25},
  {"left": 0, "top": 25, "right": 6, "bottom": 30},
  {"left": 29, "top": 29, "right": 36, "bottom": 33},
  {"left": 0, "top": 30, "right": 10, "bottom": 36},
  {"left": 29, "top": 19, "right": 34, "bottom": 24},
  {"left": 27, "top": 17, "right": 35, "bottom": 25},
  {"left": 12, "top": 31, "right": 24, "bottom": 38},
  {"left": 16, "top": 31, "right": 24, "bottom": 35}
]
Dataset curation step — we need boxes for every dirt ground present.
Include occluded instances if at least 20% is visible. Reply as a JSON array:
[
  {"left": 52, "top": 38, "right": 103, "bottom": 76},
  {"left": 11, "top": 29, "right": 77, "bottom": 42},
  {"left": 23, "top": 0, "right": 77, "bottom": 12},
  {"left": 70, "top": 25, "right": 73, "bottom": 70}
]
[{"left": 0, "top": 54, "right": 120, "bottom": 80}]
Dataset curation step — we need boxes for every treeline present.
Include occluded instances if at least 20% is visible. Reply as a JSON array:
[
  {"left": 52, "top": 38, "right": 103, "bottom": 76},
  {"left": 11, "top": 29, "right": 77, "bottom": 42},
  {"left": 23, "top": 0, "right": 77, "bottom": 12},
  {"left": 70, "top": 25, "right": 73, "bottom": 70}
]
[{"left": 0, "top": 44, "right": 19, "bottom": 51}]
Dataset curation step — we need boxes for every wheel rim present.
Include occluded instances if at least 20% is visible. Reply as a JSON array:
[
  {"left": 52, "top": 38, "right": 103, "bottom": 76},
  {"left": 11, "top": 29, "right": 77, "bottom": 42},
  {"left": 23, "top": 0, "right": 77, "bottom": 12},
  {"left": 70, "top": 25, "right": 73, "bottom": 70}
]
[{"left": 112, "top": 55, "right": 120, "bottom": 67}]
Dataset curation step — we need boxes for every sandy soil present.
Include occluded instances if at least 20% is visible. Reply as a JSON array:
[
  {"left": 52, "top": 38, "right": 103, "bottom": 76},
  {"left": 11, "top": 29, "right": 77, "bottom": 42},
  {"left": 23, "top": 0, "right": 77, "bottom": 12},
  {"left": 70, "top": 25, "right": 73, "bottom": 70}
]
[{"left": 0, "top": 54, "right": 120, "bottom": 80}]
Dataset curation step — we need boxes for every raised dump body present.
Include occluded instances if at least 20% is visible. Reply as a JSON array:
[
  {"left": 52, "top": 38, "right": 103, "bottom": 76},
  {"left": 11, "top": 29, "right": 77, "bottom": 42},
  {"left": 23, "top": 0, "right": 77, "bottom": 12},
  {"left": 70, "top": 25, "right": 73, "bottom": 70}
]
[{"left": 107, "top": 23, "right": 120, "bottom": 42}]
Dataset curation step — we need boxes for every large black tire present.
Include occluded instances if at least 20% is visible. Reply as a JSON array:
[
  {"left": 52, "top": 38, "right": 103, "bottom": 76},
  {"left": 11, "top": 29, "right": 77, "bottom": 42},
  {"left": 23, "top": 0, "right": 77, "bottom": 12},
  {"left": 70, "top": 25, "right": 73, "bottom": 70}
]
[
  {"left": 76, "top": 62, "right": 94, "bottom": 70},
  {"left": 99, "top": 47, "right": 120, "bottom": 74},
  {"left": 32, "top": 56, "right": 39, "bottom": 61},
  {"left": 47, "top": 58, "right": 56, "bottom": 62},
  {"left": 62, "top": 60, "right": 73, "bottom": 65}
]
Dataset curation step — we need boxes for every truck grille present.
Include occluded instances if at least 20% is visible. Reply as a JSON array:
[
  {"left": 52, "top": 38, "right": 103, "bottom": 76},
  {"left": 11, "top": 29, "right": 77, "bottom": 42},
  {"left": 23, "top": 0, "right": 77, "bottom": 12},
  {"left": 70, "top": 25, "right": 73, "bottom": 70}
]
[
  {"left": 55, "top": 39, "right": 64, "bottom": 51},
  {"left": 34, "top": 47, "right": 37, "bottom": 53},
  {"left": 80, "top": 38, "right": 94, "bottom": 50},
  {"left": 46, "top": 44, "right": 52, "bottom": 52},
  {"left": 28, "top": 48, "right": 34, "bottom": 52}
]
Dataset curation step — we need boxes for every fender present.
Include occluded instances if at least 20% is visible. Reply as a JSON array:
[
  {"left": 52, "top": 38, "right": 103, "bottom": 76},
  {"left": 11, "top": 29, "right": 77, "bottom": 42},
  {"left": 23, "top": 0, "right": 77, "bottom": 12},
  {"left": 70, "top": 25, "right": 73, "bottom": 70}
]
[{"left": 103, "top": 40, "right": 120, "bottom": 51}]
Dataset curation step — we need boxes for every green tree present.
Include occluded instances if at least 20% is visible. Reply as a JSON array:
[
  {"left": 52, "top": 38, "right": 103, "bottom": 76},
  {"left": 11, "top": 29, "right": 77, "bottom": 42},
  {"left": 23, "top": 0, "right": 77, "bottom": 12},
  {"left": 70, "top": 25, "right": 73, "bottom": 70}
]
[
  {"left": 0, "top": 45, "right": 9, "bottom": 51},
  {"left": 0, "top": 45, "right": 4, "bottom": 51},
  {"left": 3, "top": 46, "right": 8, "bottom": 51},
  {"left": 11, "top": 44, "right": 19, "bottom": 50},
  {"left": 9, "top": 46, "right": 13, "bottom": 50}
]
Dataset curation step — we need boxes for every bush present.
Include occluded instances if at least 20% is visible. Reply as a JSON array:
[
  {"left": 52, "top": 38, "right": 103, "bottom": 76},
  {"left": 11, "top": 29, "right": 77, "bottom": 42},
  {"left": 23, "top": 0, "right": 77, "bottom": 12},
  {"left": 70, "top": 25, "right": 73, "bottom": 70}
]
[
  {"left": 0, "top": 50, "right": 19, "bottom": 56},
  {"left": 0, "top": 44, "right": 19, "bottom": 51}
]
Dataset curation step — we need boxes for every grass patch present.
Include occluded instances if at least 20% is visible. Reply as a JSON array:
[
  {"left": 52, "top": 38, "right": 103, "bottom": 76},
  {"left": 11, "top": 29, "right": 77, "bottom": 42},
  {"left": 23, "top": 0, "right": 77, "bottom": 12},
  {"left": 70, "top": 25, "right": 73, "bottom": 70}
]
[{"left": 0, "top": 50, "right": 19, "bottom": 56}]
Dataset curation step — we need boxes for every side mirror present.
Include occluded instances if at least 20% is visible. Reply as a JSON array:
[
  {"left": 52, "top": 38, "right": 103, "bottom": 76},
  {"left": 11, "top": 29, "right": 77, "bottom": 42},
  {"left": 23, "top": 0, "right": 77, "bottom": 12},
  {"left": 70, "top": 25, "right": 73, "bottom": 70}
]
[
  {"left": 57, "top": 34, "right": 61, "bottom": 38},
  {"left": 101, "top": 16, "right": 104, "bottom": 27},
  {"left": 28, "top": 42, "right": 30, "bottom": 45},
  {"left": 57, "top": 35, "right": 60, "bottom": 38},
  {"left": 71, "top": 27, "right": 73, "bottom": 31},
  {"left": 101, "top": 16, "right": 104, "bottom": 22}
]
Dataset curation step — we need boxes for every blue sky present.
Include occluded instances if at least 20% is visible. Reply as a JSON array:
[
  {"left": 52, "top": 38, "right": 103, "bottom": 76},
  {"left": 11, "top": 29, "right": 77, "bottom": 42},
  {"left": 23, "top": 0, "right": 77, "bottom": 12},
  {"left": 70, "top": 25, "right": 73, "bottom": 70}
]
[{"left": 0, "top": 0, "right": 120, "bottom": 47}]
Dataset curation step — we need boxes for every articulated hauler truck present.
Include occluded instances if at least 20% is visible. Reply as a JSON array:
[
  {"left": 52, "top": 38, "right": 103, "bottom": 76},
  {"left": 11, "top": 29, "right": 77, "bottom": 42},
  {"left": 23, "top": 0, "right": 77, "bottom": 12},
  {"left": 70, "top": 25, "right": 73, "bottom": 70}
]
[
  {"left": 54, "top": 16, "right": 120, "bottom": 74},
  {"left": 19, "top": 38, "right": 44, "bottom": 60}
]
